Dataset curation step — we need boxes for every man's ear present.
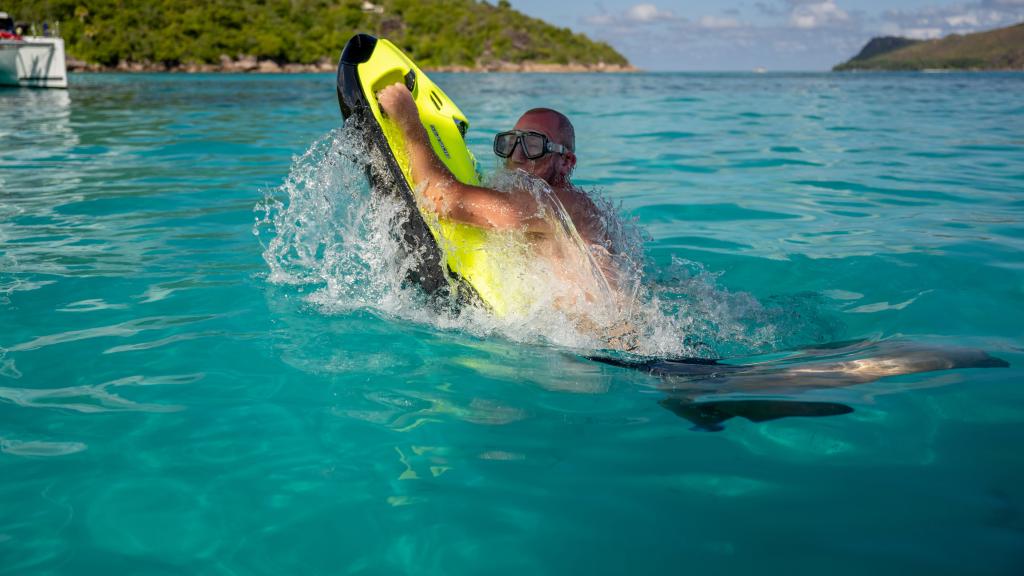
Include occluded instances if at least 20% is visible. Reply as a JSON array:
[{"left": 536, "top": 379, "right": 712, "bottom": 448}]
[{"left": 562, "top": 151, "right": 577, "bottom": 175}]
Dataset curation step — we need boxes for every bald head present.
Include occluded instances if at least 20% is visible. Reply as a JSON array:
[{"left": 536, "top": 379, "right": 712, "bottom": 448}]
[
  {"left": 520, "top": 108, "right": 575, "bottom": 152},
  {"left": 507, "top": 108, "right": 578, "bottom": 187}
]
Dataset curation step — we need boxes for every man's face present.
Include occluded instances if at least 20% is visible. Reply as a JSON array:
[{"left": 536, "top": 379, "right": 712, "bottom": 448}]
[{"left": 504, "top": 112, "right": 574, "bottom": 186}]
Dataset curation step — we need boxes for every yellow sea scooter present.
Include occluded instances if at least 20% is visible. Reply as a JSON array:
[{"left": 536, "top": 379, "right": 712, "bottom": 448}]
[{"left": 336, "top": 33, "right": 525, "bottom": 315}]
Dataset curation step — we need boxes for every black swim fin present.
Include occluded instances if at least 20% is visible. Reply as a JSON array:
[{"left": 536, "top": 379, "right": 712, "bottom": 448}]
[{"left": 659, "top": 397, "right": 854, "bottom": 432}]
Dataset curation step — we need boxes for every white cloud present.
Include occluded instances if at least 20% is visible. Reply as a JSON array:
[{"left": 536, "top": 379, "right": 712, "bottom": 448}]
[
  {"left": 700, "top": 15, "right": 742, "bottom": 29},
  {"left": 945, "top": 13, "right": 980, "bottom": 27},
  {"left": 625, "top": 3, "right": 675, "bottom": 23},
  {"left": 583, "top": 3, "right": 676, "bottom": 26},
  {"left": 789, "top": 0, "right": 849, "bottom": 29},
  {"left": 904, "top": 27, "right": 945, "bottom": 39},
  {"left": 577, "top": 0, "right": 1024, "bottom": 70},
  {"left": 773, "top": 39, "right": 809, "bottom": 52},
  {"left": 584, "top": 13, "right": 614, "bottom": 26},
  {"left": 880, "top": 0, "right": 1024, "bottom": 38}
]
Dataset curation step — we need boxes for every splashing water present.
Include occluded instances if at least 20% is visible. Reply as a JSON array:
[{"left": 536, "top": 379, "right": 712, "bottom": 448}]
[
  {"left": 648, "top": 258, "right": 844, "bottom": 358},
  {"left": 254, "top": 124, "right": 840, "bottom": 359}
]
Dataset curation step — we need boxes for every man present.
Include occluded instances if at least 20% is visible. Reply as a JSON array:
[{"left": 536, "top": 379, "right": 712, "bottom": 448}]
[
  {"left": 378, "top": 83, "right": 633, "bottom": 347},
  {"left": 377, "top": 83, "right": 611, "bottom": 252}
]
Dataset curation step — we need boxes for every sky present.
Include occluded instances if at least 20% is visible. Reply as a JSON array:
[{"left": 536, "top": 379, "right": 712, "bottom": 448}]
[{"left": 505, "top": 0, "right": 1024, "bottom": 70}]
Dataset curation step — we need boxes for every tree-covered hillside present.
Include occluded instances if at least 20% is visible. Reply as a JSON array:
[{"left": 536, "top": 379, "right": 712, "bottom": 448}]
[
  {"left": 834, "top": 22, "right": 1024, "bottom": 71},
  {"left": 8, "top": 0, "right": 630, "bottom": 69}
]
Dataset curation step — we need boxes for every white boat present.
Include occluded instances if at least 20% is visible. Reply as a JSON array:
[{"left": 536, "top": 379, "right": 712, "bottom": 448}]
[{"left": 0, "top": 12, "right": 68, "bottom": 89}]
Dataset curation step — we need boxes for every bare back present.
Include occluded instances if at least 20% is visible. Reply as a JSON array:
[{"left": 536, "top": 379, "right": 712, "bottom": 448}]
[{"left": 553, "top": 186, "right": 612, "bottom": 252}]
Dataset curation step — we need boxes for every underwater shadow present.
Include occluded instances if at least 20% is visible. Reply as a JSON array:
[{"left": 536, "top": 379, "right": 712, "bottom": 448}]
[{"left": 591, "top": 339, "right": 1009, "bottom": 431}]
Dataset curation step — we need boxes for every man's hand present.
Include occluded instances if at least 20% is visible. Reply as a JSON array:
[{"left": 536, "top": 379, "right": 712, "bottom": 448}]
[{"left": 377, "top": 83, "right": 420, "bottom": 129}]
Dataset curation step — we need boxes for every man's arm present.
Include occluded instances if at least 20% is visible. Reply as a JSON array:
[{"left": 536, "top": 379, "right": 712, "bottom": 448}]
[{"left": 377, "top": 83, "right": 547, "bottom": 231}]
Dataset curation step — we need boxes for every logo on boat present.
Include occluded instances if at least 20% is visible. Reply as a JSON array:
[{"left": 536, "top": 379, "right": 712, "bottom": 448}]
[{"left": 429, "top": 124, "right": 451, "bottom": 159}]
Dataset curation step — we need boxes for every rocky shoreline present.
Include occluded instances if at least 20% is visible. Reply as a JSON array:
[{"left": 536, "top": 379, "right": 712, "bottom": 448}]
[
  {"left": 67, "top": 55, "right": 637, "bottom": 74},
  {"left": 67, "top": 55, "right": 336, "bottom": 73},
  {"left": 429, "top": 61, "right": 636, "bottom": 73}
]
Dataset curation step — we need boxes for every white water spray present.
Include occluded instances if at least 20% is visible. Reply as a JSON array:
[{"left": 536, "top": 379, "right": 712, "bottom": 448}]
[{"left": 255, "top": 126, "right": 836, "bottom": 358}]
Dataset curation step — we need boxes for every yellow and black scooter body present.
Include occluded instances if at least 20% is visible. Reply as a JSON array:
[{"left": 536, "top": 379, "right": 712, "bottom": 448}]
[{"left": 337, "top": 34, "right": 518, "bottom": 315}]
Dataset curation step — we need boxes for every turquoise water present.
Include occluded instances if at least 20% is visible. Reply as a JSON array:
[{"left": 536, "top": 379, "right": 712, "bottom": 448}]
[{"left": 2, "top": 72, "right": 1023, "bottom": 574}]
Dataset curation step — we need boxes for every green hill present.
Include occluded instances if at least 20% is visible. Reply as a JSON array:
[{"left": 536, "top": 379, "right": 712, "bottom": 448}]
[
  {"left": 834, "top": 22, "right": 1024, "bottom": 71},
  {"left": 9, "top": 0, "right": 631, "bottom": 71}
]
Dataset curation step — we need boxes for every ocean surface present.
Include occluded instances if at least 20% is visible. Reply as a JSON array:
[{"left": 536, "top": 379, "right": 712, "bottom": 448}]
[{"left": 1, "top": 71, "right": 1023, "bottom": 575}]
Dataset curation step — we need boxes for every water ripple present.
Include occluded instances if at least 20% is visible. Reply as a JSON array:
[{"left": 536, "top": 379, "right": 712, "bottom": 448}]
[
  {"left": 1, "top": 72, "right": 1022, "bottom": 574},
  {"left": 0, "top": 437, "right": 88, "bottom": 457},
  {"left": 0, "top": 373, "right": 195, "bottom": 414},
  {"left": 5, "top": 315, "right": 217, "bottom": 352}
]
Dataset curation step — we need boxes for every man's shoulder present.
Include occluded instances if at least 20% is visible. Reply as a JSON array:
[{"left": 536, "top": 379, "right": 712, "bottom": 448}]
[
  {"left": 556, "top": 185, "right": 611, "bottom": 244},
  {"left": 557, "top": 185, "right": 598, "bottom": 211}
]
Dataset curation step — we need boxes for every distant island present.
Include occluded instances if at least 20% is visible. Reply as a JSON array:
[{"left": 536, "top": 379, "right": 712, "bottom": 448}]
[
  {"left": 12, "top": 0, "right": 634, "bottom": 73},
  {"left": 834, "top": 22, "right": 1024, "bottom": 71}
]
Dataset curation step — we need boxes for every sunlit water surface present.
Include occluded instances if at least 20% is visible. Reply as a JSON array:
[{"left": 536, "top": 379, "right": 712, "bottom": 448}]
[{"left": 2, "top": 72, "right": 1023, "bottom": 575}]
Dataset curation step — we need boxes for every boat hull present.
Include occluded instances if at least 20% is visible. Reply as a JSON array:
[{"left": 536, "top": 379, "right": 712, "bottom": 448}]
[{"left": 0, "top": 36, "right": 68, "bottom": 88}]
